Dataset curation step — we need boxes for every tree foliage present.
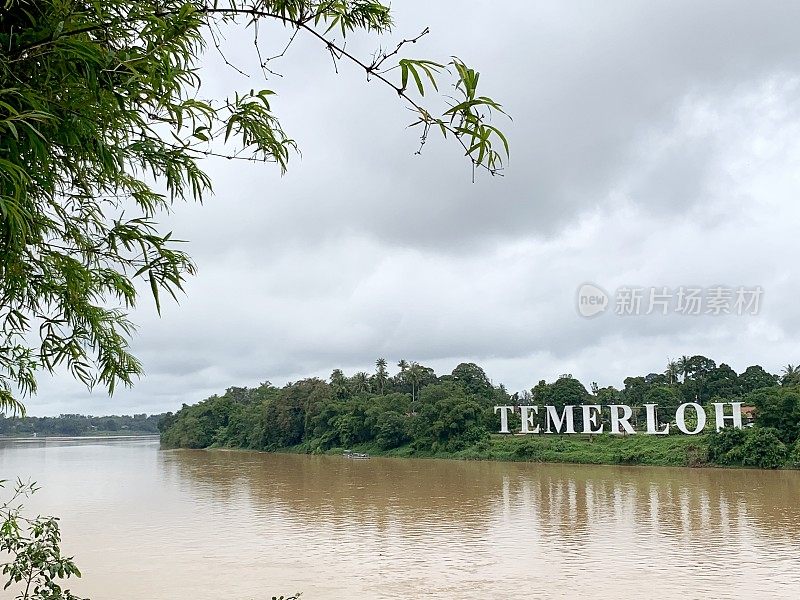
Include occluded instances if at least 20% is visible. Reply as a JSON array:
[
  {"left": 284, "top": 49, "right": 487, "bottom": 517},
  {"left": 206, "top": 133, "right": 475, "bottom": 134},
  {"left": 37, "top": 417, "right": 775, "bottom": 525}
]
[
  {"left": 740, "top": 427, "right": 787, "bottom": 469},
  {"left": 161, "top": 359, "right": 502, "bottom": 453},
  {"left": 1, "top": 480, "right": 86, "bottom": 600},
  {"left": 747, "top": 385, "right": 800, "bottom": 444},
  {"left": 160, "top": 356, "right": 800, "bottom": 468},
  {"left": 0, "top": 412, "right": 162, "bottom": 436},
  {"left": 790, "top": 439, "right": 800, "bottom": 468},
  {"left": 707, "top": 426, "right": 748, "bottom": 466},
  {"left": 0, "top": 0, "right": 509, "bottom": 414},
  {"left": 708, "top": 425, "right": 788, "bottom": 469}
]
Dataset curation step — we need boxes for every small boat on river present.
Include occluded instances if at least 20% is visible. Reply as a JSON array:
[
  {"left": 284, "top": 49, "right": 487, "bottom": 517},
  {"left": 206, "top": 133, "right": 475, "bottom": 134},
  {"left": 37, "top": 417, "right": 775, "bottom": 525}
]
[{"left": 343, "top": 450, "right": 370, "bottom": 459}]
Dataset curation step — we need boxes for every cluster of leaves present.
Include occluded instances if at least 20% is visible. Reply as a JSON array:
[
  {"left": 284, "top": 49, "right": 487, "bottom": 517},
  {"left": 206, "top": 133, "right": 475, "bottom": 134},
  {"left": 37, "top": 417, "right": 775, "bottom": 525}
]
[
  {"left": 614, "top": 355, "right": 779, "bottom": 407},
  {"left": 708, "top": 426, "right": 788, "bottom": 469},
  {"left": 790, "top": 439, "right": 800, "bottom": 468},
  {"left": 746, "top": 386, "right": 800, "bottom": 444},
  {"left": 160, "top": 360, "right": 505, "bottom": 453},
  {"left": 1, "top": 479, "right": 86, "bottom": 600},
  {"left": 0, "top": 0, "right": 508, "bottom": 415}
]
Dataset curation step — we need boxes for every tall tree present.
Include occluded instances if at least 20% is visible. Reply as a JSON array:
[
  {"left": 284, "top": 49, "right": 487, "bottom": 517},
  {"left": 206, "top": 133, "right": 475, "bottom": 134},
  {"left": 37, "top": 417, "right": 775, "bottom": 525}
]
[
  {"left": 739, "top": 365, "right": 779, "bottom": 393},
  {"left": 748, "top": 386, "right": 800, "bottom": 444},
  {"left": 0, "top": 1, "right": 508, "bottom": 414},
  {"left": 781, "top": 364, "right": 800, "bottom": 386},
  {"left": 676, "top": 355, "right": 691, "bottom": 382},
  {"left": 329, "top": 369, "right": 348, "bottom": 400},
  {"left": 622, "top": 376, "right": 648, "bottom": 405},
  {"left": 705, "top": 363, "right": 741, "bottom": 400},
  {"left": 351, "top": 371, "right": 371, "bottom": 394},
  {"left": 375, "top": 358, "right": 388, "bottom": 395},
  {"left": 407, "top": 362, "right": 423, "bottom": 408},
  {"left": 451, "top": 362, "right": 493, "bottom": 397},
  {"left": 687, "top": 355, "right": 717, "bottom": 380},
  {"left": 664, "top": 360, "right": 680, "bottom": 385}
]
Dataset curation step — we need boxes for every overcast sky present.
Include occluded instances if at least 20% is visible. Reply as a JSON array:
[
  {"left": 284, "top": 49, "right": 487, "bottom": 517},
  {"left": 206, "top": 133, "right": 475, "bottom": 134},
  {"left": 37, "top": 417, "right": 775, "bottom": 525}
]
[{"left": 26, "top": 0, "right": 800, "bottom": 415}]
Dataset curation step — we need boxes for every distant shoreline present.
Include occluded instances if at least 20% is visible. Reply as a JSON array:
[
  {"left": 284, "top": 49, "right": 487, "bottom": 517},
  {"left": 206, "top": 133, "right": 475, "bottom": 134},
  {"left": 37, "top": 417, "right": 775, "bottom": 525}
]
[{"left": 0, "top": 433, "right": 160, "bottom": 441}]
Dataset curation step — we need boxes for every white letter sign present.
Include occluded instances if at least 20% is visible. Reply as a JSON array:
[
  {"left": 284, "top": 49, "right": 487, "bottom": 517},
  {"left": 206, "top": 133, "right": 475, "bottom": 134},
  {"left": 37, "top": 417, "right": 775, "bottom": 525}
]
[
  {"left": 609, "top": 404, "right": 635, "bottom": 435},
  {"left": 520, "top": 405, "right": 540, "bottom": 434},
  {"left": 545, "top": 405, "right": 575, "bottom": 434},
  {"left": 712, "top": 402, "right": 743, "bottom": 432},
  {"left": 494, "top": 406, "right": 515, "bottom": 434},
  {"left": 676, "top": 403, "right": 706, "bottom": 435}
]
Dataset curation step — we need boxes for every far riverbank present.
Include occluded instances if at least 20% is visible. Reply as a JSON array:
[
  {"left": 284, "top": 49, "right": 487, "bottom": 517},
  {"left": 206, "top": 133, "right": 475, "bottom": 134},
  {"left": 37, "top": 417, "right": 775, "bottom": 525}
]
[
  {"left": 1, "top": 433, "right": 160, "bottom": 441},
  {"left": 210, "top": 433, "right": 798, "bottom": 470}
]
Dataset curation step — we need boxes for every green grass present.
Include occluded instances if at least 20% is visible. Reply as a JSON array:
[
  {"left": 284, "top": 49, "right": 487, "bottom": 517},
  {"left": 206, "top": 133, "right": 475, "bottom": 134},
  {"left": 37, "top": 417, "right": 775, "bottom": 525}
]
[
  {"left": 477, "top": 434, "right": 708, "bottom": 466},
  {"left": 286, "top": 433, "right": 710, "bottom": 468}
]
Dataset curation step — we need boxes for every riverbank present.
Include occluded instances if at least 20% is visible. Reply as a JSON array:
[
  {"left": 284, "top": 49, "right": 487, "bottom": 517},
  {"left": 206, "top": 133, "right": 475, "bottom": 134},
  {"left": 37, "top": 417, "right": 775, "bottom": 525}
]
[
  {"left": 266, "top": 433, "right": 711, "bottom": 467},
  {"left": 199, "top": 433, "right": 800, "bottom": 470},
  {"left": 169, "top": 425, "right": 800, "bottom": 469},
  {"left": 158, "top": 374, "right": 800, "bottom": 470}
]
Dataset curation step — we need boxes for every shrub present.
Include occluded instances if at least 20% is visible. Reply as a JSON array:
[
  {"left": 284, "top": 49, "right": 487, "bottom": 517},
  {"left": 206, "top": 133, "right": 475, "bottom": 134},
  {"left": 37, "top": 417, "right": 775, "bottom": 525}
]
[
  {"left": 2, "top": 480, "right": 87, "bottom": 600},
  {"left": 684, "top": 443, "right": 708, "bottom": 467},
  {"left": 374, "top": 412, "right": 410, "bottom": 450},
  {"left": 789, "top": 440, "right": 800, "bottom": 469},
  {"left": 615, "top": 448, "right": 643, "bottom": 464},
  {"left": 747, "top": 386, "right": 800, "bottom": 444},
  {"left": 741, "top": 427, "right": 787, "bottom": 469},
  {"left": 707, "top": 427, "right": 748, "bottom": 465},
  {"left": 513, "top": 440, "right": 541, "bottom": 460},
  {"left": 708, "top": 426, "right": 787, "bottom": 468}
]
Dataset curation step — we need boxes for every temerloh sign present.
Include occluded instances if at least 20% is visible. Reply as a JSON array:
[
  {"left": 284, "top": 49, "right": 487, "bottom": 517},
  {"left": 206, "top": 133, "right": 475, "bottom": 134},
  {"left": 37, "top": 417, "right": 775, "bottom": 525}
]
[{"left": 494, "top": 402, "right": 743, "bottom": 435}]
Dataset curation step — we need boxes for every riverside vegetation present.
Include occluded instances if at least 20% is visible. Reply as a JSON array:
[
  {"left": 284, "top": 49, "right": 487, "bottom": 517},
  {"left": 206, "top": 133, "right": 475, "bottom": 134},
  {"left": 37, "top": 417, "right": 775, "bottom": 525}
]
[
  {"left": 0, "top": 413, "right": 163, "bottom": 437},
  {"left": 161, "top": 356, "right": 800, "bottom": 470}
]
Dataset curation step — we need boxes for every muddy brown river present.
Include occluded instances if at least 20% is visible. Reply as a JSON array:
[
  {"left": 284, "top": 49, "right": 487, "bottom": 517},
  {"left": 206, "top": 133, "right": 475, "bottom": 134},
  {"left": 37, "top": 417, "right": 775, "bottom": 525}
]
[{"left": 1, "top": 437, "right": 798, "bottom": 599}]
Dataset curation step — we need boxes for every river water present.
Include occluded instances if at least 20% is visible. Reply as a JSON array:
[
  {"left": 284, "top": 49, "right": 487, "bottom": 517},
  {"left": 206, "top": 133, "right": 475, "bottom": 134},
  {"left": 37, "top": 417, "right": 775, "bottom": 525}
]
[{"left": 1, "top": 437, "right": 798, "bottom": 599}]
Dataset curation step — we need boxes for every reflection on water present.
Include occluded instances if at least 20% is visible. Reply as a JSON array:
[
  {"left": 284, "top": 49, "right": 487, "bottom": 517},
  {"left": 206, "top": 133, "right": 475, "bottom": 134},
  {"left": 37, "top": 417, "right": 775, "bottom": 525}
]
[{"left": 1, "top": 437, "right": 799, "bottom": 599}]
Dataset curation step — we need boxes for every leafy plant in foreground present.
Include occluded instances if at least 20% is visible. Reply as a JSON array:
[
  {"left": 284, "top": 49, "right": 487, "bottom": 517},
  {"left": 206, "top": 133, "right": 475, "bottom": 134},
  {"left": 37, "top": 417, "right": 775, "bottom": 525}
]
[{"left": 1, "top": 479, "right": 86, "bottom": 600}]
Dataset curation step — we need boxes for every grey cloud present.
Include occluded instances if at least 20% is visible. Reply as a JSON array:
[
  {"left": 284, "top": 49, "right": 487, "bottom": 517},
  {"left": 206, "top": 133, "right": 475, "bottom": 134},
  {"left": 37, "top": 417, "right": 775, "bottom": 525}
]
[
  {"left": 168, "top": 0, "right": 800, "bottom": 256},
  {"left": 21, "top": 1, "right": 800, "bottom": 415}
]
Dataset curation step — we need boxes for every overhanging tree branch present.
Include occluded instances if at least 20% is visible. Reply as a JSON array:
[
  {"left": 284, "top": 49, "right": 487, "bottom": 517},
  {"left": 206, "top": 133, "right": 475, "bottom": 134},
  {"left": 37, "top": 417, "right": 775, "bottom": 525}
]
[{"left": 0, "top": 0, "right": 509, "bottom": 413}]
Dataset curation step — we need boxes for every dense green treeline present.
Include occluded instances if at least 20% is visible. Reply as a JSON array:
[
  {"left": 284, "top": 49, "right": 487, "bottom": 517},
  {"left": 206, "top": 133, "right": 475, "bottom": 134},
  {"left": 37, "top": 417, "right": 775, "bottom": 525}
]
[
  {"left": 160, "top": 361, "right": 503, "bottom": 454},
  {"left": 0, "top": 413, "right": 163, "bottom": 437},
  {"left": 160, "top": 356, "right": 800, "bottom": 469}
]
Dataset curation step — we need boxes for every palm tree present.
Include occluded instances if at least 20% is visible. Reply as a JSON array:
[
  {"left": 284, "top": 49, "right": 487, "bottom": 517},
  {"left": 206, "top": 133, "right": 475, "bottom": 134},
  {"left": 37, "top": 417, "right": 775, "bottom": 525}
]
[
  {"left": 665, "top": 360, "right": 680, "bottom": 385},
  {"left": 781, "top": 364, "right": 800, "bottom": 386},
  {"left": 395, "top": 359, "right": 409, "bottom": 391},
  {"left": 676, "top": 355, "right": 691, "bottom": 382},
  {"left": 352, "top": 371, "right": 371, "bottom": 394},
  {"left": 375, "top": 358, "right": 388, "bottom": 395},
  {"left": 407, "top": 362, "right": 423, "bottom": 410},
  {"left": 330, "top": 369, "right": 348, "bottom": 399}
]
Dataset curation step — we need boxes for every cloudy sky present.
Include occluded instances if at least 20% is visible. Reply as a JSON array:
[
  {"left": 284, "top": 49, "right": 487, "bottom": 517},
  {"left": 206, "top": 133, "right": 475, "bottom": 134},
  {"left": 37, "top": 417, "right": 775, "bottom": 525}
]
[{"left": 27, "top": 0, "right": 800, "bottom": 415}]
